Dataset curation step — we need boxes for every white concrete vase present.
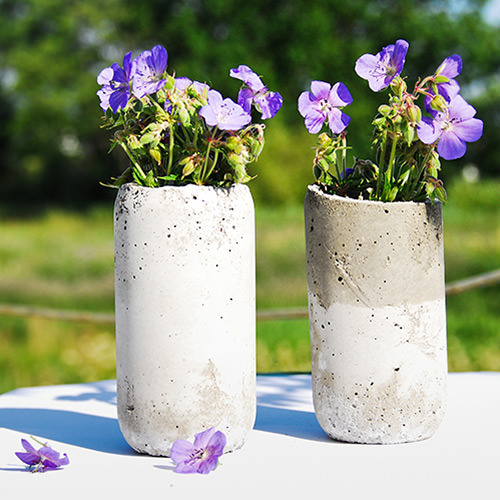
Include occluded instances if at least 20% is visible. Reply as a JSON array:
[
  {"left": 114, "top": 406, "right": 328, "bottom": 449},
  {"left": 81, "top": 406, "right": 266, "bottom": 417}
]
[
  {"left": 304, "top": 184, "right": 447, "bottom": 444},
  {"left": 114, "top": 183, "right": 256, "bottom": 456}
]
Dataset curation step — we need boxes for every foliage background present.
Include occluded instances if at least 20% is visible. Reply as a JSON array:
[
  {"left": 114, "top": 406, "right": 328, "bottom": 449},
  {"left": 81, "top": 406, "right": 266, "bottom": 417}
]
[
  {"left": 0, "top": 0, "right": 499, "bottom": 391},
  {"left": 0, "top": 0, "right": 499, "bottom": 206}
]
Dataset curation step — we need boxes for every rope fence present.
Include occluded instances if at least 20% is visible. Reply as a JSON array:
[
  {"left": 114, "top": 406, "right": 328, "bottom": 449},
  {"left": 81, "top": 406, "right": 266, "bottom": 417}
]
[{"left": 1, "top": 269, "right": 499, "bottom": 325}]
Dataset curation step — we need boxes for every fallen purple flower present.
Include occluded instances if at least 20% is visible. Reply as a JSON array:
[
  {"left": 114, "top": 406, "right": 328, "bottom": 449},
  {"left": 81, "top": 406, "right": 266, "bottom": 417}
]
[
  {"left": 298, "top": 80, "right": 352, "bottom": 134},
  {"left": 355, "top": 39, "right": 409, "bottom": 92},
  {"left": 417, "top": 94, "right": 483, "bottom": 160},
  {"left": 230, "top": 65, "right": 283, "bottom": 119},
  {"left": 15, "top": 438, "right": 69, "bottom": 473},
  {"left": 199, "top": 89, "right": 251, "bottom": 130},
  {"left": 170, "top": 427, "right": 226, "bottom": 474}
]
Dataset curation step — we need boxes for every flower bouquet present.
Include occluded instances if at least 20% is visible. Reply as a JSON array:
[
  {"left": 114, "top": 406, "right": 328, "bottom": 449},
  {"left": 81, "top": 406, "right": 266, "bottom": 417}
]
[
  {"left": 97, "top": 45, "right": 282, "bottom": 187},
  {"left": 299, "top": 39, "right": 483, "bottom": 202}
]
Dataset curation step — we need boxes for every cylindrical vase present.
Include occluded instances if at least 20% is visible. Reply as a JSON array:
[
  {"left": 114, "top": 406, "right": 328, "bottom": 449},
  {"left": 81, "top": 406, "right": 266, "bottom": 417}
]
[
  {"left": 114, "top": 183, "right": 256, "bottom": 456},
  {"left": 304, "top": 184, "right": 447, "bottom": 444}
]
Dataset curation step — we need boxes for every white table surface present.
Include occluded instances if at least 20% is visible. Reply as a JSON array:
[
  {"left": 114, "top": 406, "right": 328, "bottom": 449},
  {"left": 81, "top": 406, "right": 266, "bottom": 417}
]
[{"left": 0, "top": 373, "right": 498, "bottom": 499}]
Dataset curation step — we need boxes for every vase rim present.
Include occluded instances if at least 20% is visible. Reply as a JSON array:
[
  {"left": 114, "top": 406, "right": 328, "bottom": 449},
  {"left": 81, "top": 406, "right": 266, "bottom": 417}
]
[
  {"left": 306, "top": 183, "right": 440, "bottom": 207},
  {"left": 120, "top": 182, "right": 248, "bottom": 192}
]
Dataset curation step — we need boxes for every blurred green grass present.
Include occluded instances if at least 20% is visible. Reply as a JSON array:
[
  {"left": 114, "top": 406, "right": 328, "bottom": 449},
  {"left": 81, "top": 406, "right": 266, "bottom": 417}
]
[{"left": 1, "top": 177, "right": 499, "bottom": 393}]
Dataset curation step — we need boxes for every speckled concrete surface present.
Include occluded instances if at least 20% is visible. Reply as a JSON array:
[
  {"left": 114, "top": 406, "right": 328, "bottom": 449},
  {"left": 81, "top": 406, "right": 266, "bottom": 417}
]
[
  {"left": 114, "top": 183, "right": 256, "bottom": 456},
  {"left": 305, "top": 184, "right": 447, "bottom": 443}
]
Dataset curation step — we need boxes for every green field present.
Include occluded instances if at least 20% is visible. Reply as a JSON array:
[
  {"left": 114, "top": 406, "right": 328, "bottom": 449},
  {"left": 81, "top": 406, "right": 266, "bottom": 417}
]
[{"left": 1, "top": 178, "right": 499, "bottom": 393}]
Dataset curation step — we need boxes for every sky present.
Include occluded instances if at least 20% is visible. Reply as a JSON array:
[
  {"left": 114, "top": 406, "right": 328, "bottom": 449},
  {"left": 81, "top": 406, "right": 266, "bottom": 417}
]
[{"left": 483, "top": 0, "right": 500, "bottom": 23}]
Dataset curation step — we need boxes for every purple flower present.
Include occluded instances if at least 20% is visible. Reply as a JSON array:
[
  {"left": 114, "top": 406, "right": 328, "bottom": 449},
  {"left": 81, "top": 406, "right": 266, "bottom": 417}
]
[
  {"left": 229, "top": 65, "right": 283, "bottom": 119},
  {"left": 417, "top": 94, "right": 483, "bottom": 160},
  {"left": 97, "top": 52, "right": 133, "bottom": 112},
  {"left": 199, "top": 89, "right": 251, "bottom": 130},
  {"left": 298, "top": 81, "right": 353, "bottom": 134},
  {"left": 132, "top": 45, "right": 168, "bottom": 98},
  {"left": 170, "top": 427, "right": 226, "bottom": 474},
  {"left": 15, "top": 438, "right": 69, "bottom": 473},
  {"left": 174, "top": 77, "right": 210, "bottom": 96},
  {"left": 355, "top": 39, "right": 409, "bottom": 92},
  {"left": 432, "top": 54, "right": 462, "bottom": 102},
  {"left": 341, "top": 167, "right": 354, "bottom": 179}
]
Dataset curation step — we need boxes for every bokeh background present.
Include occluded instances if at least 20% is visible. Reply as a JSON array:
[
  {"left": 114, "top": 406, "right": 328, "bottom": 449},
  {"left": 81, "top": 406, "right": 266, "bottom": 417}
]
[{"left": 1, "top": 0, "right": 499, "bottom": 392}]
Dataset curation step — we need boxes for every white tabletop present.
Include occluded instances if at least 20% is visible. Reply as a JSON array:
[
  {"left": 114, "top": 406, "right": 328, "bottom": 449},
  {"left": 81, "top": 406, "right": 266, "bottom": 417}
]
[{"left": 0, "top": 373, "right": 498, "bottom": 499}]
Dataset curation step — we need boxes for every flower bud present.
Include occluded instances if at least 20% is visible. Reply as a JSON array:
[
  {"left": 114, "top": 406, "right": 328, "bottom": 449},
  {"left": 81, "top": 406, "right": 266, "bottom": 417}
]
[
  {"left": 406, "top": 103, "right": 422, "bottom": 124},
  {"left": 429, "top": 95, "right": 448, "bottom": 113},
  {"left": 390, "top": 76, "right": 407, "bottom": 96}
]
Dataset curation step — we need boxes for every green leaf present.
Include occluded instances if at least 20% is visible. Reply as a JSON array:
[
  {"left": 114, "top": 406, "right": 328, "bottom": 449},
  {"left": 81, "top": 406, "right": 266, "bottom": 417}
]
[{"left": 140, "top": 133, "right": 156, "bottom": 145}]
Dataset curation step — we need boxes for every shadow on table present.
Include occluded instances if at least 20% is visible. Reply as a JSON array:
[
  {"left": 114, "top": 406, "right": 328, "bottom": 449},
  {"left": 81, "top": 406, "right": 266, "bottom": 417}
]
[
  {"left": 255, "top": 405, "right": 331, "bottom": 442},
  {"left": 55, "top": 380, "right": 117, "bottom": 405},
  {"left": 0, "top": 408, "right": 134, "bottom": 455}
]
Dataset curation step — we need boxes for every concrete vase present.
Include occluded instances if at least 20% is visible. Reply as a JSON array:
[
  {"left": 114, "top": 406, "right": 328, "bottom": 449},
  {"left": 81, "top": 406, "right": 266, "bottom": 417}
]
[
  {"left": 304, "top": 184, "right": 447, "bottom": 444},
  {"left": 114, "top": 183, "right": 256, "bottom": 456}
]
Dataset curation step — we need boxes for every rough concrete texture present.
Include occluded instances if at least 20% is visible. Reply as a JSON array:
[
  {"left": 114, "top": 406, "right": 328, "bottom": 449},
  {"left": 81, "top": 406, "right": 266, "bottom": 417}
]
[
  {"left": 114, "top": 183, "right": 256, "bottom": 456},
  {"left": 305, "top": 184, "right": 447, "bottom": 444}
]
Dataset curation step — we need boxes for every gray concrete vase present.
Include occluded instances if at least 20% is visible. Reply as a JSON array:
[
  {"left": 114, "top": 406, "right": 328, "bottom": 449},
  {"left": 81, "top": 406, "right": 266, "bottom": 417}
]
[
  {"left": 114, "top": 183, "right": 256, "bottom": 456},
  {"left": 305, "top": 184, "right": 447, "bottom": 444}
]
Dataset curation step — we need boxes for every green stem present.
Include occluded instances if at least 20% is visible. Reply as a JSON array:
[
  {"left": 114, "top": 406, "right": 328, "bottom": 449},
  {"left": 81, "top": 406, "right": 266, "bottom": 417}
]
[
  {"left": 386, "top": 133, "right": 398, "bottom": 184},
  {"left": 410, "top": 148, "right": 433, "bottom": 199},
  {"left": 119, "top": 142, "right": 147, "bottom": 180},
  {"left": 204, "top": 148, "right": 220, "bottom": 182},
  {"left": 167, "top": 121, "right": 174, "bottom": 176},
  {"left": 201, "top": 128, "right": 217, "bottom": 183},
  {"left": 376, "top": 129, "right": 388, "bottom": 199}
]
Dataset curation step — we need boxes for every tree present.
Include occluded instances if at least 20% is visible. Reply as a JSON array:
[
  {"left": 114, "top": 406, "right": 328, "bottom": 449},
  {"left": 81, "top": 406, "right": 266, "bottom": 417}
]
[{"left": 0, "top": 0, "right": 498, "bottom": 205}]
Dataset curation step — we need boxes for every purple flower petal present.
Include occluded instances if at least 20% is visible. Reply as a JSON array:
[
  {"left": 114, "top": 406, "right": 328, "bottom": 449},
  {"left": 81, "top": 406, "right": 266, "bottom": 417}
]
[
  {"left": 21, "top": 438, "right": 37, "bottom": 454},
  {"left": 417, "top": 116, "right": 440, "bottom": 144},
  {"left": 199, "top": 90, "right": 251, "bottom": 130},
  {"left": 448, "top": 95, "right": 477, "bottom": 121},
  {"left": 437, "top": 131, "right": 467, "bottom": 160},
  {"left": 327, "top": 109, "right": 350, "bottom": 135},
  {"left": 391, "top": 39, "right": 409, "bottom": 75},
  {"left": 436, "top": 55, "right": 462, "bottom": 79},
  {"left": 206, "top": 430, "right": 226, "bottom": 457},
  {"left": 97, "top": 67, "right": 113, "bottom": 86},
  {"left": 170, "top": 439, "right": 195, "bottom": 463},
  {"left": 229, "top": 65, "right": 265, "bottom": 92},
  {"left": 310, "top": 80, "right": 331, "bottom": 100},
  {"left": 437, "top": 79, "right": 461, "bottom": 103},
  {"left": 328, "top": 82, "right": 353, "bottom": 108},
  {"left": 305, "top": 110, "right": 326, "bottom": 134},
  {"left": 237, "top": 87, "right": 254, "bottom": 114},
  {"left": 174, "top": 77, "right": 192, "bottom": 92},
  {"left": 254, "top": 91, "right": 283, "bottom": 119},
  {"left": 15, "top": 452, "right": 40, "bottom": 466},
  {"left": 197, "top": 455, "right": 218, "bottom": 474},
  {"left": 193, "top": 427, "right": 217, "bottom": 449},
  {"left": 151, "top": 45, "right": 168, "bottom": 75},
  {"left": 298, "top": 91, "right": 315, "bottom": 118},
  {"left": 452, "top": 117, "right": 483, "bottom": 142}
]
